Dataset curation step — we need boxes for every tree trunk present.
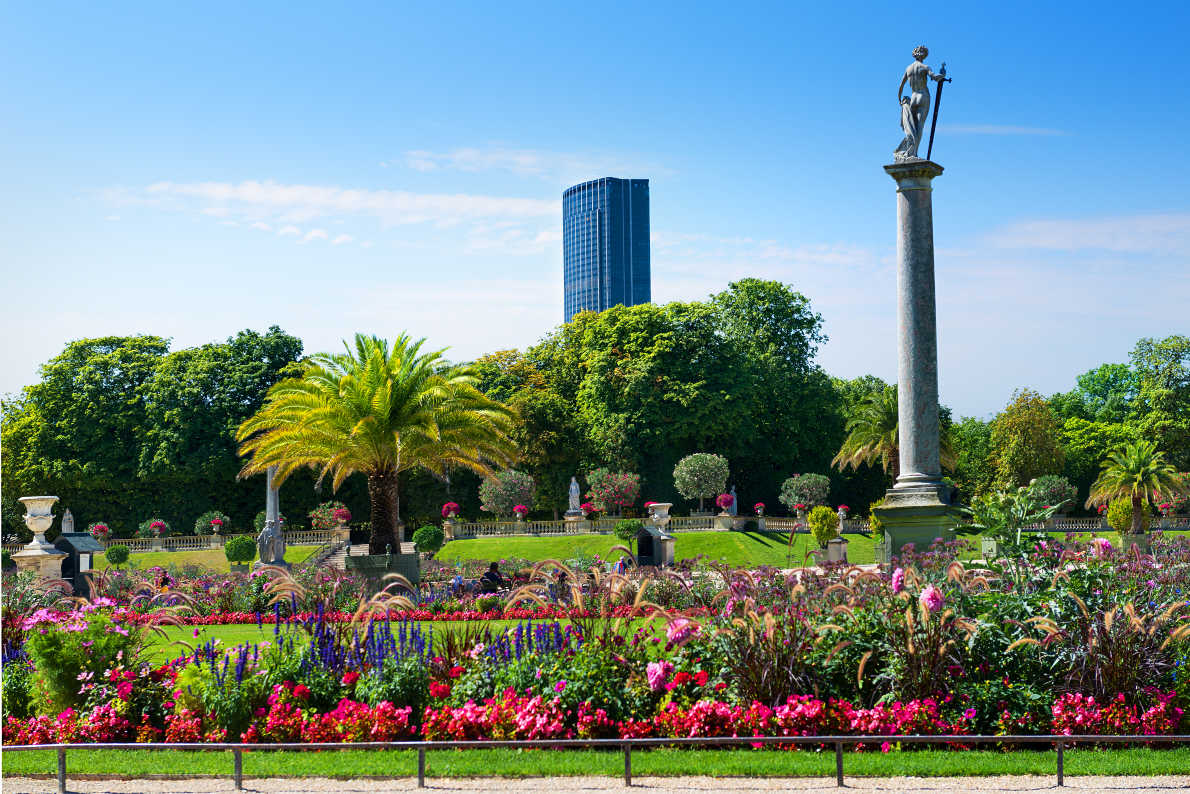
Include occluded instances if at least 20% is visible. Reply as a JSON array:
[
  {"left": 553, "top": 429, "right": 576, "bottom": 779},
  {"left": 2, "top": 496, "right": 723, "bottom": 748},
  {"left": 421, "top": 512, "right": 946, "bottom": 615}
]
[
  {"left": 367, "top": 469, "right": 399, "bottom": 555},
  {"left": 1131, "top": 492, "right": 1145, "bottom": 535}
]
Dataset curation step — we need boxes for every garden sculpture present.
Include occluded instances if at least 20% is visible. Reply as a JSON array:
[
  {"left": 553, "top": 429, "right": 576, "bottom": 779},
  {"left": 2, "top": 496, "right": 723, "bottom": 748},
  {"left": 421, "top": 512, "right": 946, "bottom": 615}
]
[{"left": 895, "top": 45, "right": 951, "bottom": 162}]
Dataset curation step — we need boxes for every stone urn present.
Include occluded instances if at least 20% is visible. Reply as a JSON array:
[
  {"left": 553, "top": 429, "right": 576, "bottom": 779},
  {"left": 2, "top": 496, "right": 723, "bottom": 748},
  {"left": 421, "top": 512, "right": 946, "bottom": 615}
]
[
  {"left": 13, "top": 496, "right": 67, "bottom": 578},
  {"left": 333, "top": 518, "right": 352, "bottom": 543},
  {"left": 442, "top": 518, "right": 456, "bottom": 541},
  {"left": 646, "top": 502, "right": 673, "bottom": 532}
]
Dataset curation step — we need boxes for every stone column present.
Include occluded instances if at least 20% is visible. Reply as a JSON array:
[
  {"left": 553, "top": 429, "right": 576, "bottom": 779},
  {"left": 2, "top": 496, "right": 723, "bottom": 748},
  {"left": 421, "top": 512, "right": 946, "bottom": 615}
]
[{"left": 873, "top": 160, "right": 957, "bottom": 559}]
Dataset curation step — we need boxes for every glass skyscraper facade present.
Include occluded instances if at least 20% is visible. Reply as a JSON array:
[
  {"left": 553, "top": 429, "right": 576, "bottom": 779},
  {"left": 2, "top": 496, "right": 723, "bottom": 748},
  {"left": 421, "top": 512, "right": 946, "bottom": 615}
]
[{"left": 562, "top": 177, "right": 650, "bottom": 322}]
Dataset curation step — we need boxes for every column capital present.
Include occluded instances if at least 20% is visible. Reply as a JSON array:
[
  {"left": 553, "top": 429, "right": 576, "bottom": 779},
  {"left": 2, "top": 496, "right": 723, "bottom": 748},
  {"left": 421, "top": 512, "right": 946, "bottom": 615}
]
[{"left": 884, "top": 160, "right": 944, "bottom": 191}]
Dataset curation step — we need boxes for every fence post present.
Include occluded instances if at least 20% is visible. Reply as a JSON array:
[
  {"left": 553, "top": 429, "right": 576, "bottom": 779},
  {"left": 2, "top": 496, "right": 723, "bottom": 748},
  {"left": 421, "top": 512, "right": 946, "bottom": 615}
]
[
  {"left": 56, "top": 748, "right": 66, "bottom": 794},
  {"left": 418, "top": 747, "right": 426, "bottom": 788},
  {"left": 835, "top": 741, "right": 844, "bottom": 787},
  {"left": 233, "top": 748, "right": 243, "bottom": 790},
  {"left": 624, "top": 743, "right": 632, "bottom": 787},
  {"left": 1056, "top": 741, "right": 1064, "bottom": 787}
]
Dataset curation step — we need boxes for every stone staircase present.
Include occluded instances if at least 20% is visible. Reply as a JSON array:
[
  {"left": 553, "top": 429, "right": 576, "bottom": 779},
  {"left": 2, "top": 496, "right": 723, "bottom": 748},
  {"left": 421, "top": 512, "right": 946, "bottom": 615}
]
[{"left": 326, "top": 541, "right": 417, "bottom": 570}]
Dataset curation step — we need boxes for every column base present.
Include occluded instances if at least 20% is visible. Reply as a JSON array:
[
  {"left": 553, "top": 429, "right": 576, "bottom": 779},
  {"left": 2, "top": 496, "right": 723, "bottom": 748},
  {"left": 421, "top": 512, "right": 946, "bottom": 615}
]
[{"left": 872, "top": 490, "right": 959, "bottom": 564}]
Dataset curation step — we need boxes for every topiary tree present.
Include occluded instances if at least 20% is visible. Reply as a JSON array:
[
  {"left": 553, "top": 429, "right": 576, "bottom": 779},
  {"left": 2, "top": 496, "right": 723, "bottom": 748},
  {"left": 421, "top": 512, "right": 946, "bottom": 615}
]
[
  {"left": 673, "top": 453, "right": 730, "bottom": 512},
  {"left": 103, "top": 545, "right": 130, "bottom": 568},
  {"left": 614, "top": 518, "right": 644, "bottom": 541},
  {"left": 478, "top": 470, "right": 536, "bottom": 518},
  {"left": 1030, "top": 475, "right": 1077, "bottom": 513},
  {"left": 194, "top": 509, "right": 231, "bottom": 536},
  {"left": 412, "top": 524, "right": 445, "bottom": 555},
  {"left": 225, "top": 535, "right": 256, "bottom": 564},
  {"left": 1105, "top": 499, "right": 1151, "bottom": 534},
  {"left": 807, "top": 505, "right": 840, "bottom": 548},
  {"left": 586, "top": 468, "right": 641, "bottom": 516},
  {"left": 779, "top": 473, "right": 831, "bottom": 511}
]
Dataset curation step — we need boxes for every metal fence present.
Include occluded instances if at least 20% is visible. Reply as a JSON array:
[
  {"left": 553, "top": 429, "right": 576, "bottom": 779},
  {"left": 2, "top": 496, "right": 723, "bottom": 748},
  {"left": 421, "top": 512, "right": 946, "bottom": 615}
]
[{"left": 7, "top": 734, "right": 1189, "bottom": 792}]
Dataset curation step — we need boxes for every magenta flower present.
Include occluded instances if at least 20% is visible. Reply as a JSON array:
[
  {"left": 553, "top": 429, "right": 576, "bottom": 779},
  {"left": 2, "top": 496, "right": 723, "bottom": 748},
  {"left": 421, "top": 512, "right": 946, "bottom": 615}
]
[
  {"left": 919, "top": 584, "right": 944, "bottom": 613},
  {"left": 666, "top": 617, "right": 700, "bottom": 647},
  {"left": 554, "top": 680, "right": 567, "bottom": 693},
  {"left": 646, "top": 661, "right": 674, "bottom": 692},
  {"left": 891, "top": 567, "right": 905, "bottom": 595}
]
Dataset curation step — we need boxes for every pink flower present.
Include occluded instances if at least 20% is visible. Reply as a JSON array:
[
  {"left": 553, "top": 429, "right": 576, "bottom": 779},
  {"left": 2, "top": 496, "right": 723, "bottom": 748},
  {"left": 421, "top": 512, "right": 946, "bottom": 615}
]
[
  {"left": 441, "top": 502, "right": 460, "bottom": 518},
  {"left": 666, "top": 618, "right": 700, "bottom": 648},
  {"left": 891, "top": 567, "right": 905, "bottom": 594},
  {"left": 880, "top": 741, "right": 892, "bottom": 753},
  {"left": 919, "top": 584, "right": 944, "bottom": 613},
  {"left": 341, "top": 672, "right": 360, "bottom": 686},
  {"left": 716, "top": 493, "right": 734, "bottom": 510},
  {"left": 554, "top": 680, "right": 567, "bottom": 693},
  {"left": 646, "top": 661, "right": 674, "bottom": 692},
  {"left": 1091, "top": 537, "right": 1113, "bottom": 559}
]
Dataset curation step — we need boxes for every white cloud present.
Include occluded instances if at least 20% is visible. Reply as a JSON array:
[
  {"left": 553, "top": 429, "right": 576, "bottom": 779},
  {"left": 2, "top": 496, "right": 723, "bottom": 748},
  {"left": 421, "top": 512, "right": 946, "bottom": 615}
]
[
  {"left": 397, "top": 146, "right": 669, "bottom": 183},
  {"left": 940, "top": 124, "right": 1067, "bottom": 136},
  {"left": 992, "top": 212, "right": 1190, "bottom": 255},
  {"left": 331, "top": 234, "right": 354, "bottom": 245},
  {"left": 277, "top": 225, "right": 301, "bottom": 237},
  {"left": 301, "top": 229, "right": 329, "bottom": 243},
  {"left": 250, "top": 221, "right": 272, "bottom": 232},
  {"left": 201, "top": 206, "right": 232, "bottom": 218}
]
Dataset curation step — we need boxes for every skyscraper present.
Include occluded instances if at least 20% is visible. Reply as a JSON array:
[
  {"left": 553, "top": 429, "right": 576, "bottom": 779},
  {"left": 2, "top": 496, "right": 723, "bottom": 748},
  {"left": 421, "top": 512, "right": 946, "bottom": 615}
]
[{"left": 562, "top": 177, "right": 650, "bottom": 322}]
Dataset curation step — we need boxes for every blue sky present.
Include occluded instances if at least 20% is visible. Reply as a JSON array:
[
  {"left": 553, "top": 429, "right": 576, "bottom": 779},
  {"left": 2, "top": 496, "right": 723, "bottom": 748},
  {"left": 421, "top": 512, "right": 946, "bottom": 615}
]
[{"left": 2, "top": 1, "right": 1187, "bottom": 417}]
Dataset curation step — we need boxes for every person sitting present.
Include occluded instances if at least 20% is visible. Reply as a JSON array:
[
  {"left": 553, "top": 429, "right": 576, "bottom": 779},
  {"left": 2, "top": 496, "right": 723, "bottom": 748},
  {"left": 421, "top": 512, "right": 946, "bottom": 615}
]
[{"left": 479, "top": 561, "right": 506, "bottom": 594}]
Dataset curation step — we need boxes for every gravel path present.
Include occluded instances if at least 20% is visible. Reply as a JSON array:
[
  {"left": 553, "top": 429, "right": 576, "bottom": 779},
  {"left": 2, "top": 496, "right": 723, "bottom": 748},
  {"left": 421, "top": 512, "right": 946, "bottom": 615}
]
[{"left": 5, "top": 776, "right": 1190, "bottom": 793}]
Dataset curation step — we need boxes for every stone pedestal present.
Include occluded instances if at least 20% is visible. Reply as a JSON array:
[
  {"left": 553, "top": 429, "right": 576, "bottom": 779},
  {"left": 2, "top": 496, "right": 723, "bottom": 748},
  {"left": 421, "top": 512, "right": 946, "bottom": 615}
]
[
  {"left": 874, "top": 160, "right": 959, "bottom": 556},
  {"left": 564, "top": 514, "right": 584, "bottom": 533},
  {"left": 826, "top": 537, "right": 849, "bottom": 564},
  {"left": 714, "top": 512, "right": 733, "bottom": 530}
]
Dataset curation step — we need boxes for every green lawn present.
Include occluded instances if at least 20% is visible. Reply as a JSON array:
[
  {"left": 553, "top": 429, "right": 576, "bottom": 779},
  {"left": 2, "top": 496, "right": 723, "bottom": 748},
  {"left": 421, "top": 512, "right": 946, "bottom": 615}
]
[
  {"left": 437, "top": 530, "right": 875, "bottom": 568},
  {"left": 5, "top": 746, "right": 1190, "bottom": 779},
  {"left": 98, "top": 545, "right": 321, "bottom": 573}
]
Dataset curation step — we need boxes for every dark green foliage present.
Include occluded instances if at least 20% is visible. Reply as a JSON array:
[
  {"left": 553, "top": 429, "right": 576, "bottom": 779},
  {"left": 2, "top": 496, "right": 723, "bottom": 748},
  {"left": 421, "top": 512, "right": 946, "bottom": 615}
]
[
  {"left": 355, "top": 656, "right": 429, "bottom": 717},
  {"left": 253, "top": 511, "right": 288, "bottom": 532},
  {"left": 614, "top": 518, "right": 644, "bottom": 541},
  {"left": 103, "top": 545, "right": 130, "bottom": 567},
  {"left": 194, "top": 509, "right": 231, "bottom": 535},
  {"left": 1, "top": 550, "right": 12, "bottom": 570},
  {"left": 412, "top": 524, "right": 445, "bottom": 554},
  {"left": 0, "top": 655, "right": 34, "bottom": 720},
  {"left": 224, "top": 535, "right": 256, "bottom": 563}
]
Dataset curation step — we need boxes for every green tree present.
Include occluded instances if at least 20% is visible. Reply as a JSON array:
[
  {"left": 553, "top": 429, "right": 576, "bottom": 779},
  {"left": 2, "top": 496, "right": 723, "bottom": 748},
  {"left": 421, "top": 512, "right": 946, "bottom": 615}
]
[
  {"left": 950, "top": 417, "right": 994, "bottom": 501},
  {"left": 1059, "top": 417, "right": 1140, "bottom": 509},
  {"left": 1050, "top": 363, "right": 1140, "bottom": 424},
  {"left": 673, "top": 452, "right": 730, "bottom": 511},
  {"left": 831, "top": 386, "right": 956, "bottom": 482},
  {"left": 988, "top": 388, "right": 1065, "bottom": 487},
  {"left": 1086, "top": 440, "right": 1187, "bottom": 534},
  {"left": 1129, "top": 335, "right": 1190, "bottom": 470},
  {"left": 236, "top": 334, "right": 517, "bottom": 553}
]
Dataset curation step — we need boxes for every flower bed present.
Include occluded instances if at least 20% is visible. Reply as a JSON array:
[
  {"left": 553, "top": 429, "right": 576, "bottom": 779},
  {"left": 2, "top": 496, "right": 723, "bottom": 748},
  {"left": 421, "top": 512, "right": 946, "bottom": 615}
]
[{"left": 4, "top": 533, "right": 1190, "bottom": 746}]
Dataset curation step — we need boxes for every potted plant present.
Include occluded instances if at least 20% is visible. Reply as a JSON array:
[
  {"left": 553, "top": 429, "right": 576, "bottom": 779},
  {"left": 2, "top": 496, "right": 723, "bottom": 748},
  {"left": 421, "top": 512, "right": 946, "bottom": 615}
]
[
  {"left": 714, "top": 493, "right": 734, "bottom": 529},
  {"left": 87, "top": 522, "right": 111, "bottom": 543},
  {"left": 513, "top": 504, "right": 529, "bottom": 522},
  {"left": 441, "top": 502, "right": 461, "bottom": 540}
]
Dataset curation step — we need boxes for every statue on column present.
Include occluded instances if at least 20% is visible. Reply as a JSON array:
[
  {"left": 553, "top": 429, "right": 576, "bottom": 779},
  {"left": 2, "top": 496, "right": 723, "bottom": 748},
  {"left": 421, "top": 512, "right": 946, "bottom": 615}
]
[
  {"left": 255, "top": 465, "right": 289, "bottom": 569},
  {"left": 894, "top": 45, "right": 947, "bottom": 162},
  {"left": 729, "top": 485, "right": 738, "bottom": 516}
]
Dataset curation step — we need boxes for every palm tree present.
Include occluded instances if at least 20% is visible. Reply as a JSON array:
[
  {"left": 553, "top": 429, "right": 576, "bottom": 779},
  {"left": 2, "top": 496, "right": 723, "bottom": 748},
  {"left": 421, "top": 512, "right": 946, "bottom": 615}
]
[
  {"left": 237, "top": 334, "right": 518, "bottom": 553},
  {"left": 1085, "top": 440, "right": 1186, "bottom": 534},
  {"left": 831, "top": 386, "right": 956, "bottom": 480}
]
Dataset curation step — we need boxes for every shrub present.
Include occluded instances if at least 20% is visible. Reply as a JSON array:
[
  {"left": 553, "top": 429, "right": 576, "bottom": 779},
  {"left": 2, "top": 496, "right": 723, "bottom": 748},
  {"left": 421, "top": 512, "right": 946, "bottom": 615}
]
[
  {"left": 87, "top": 522, "right": 112, "bottom": 542},
  {"left": 479, "top": 470, "right": 536, "bottom": 518},
  {"left": 253, "top": 510, "right": 289, "bottom": 532},
  {"left": 225, "top": 535, "right": 256, "bottom": 564},
  {"left": 412, "top": 525, "right": 445, "bottom": 555},
  {"left": 779, "top": 473, "right": 831, "bottom": 510},
  {"left": 309, "top": 501, "right": 349, "bottom": 530},
  {"left": 193, "top": 509, "right": 230, "bottom": 536},
  {"left": 1105, "top": 499, "right": 1151, "bottom": 534},
  {"left": 1, "top": 550, "right": 13, "bottom": 570},
  {"left": 868, "top": 499, "right": 886, "bottom": 538},
  {"left": 136, "top": 518, "right": 170, "bottom": 538},
  {"left": 673, "top": 453, "right": 730, "bottom": 511},
  {"left": 24, "top": 612, "right": 143, "bottom": 712},
  {"left": 807, "top": 506, "right": 840, "bottom": 547},
  {"left": 586, "top": 468, "right": 641, "bottom": 515},
  {"left": 103, "top": 545, "right": 130, "bottom": 568},
  {"left": 1031, "top": 475, "right": 1077, "bottom": 512},
  {"left": 614, "top": 518, "right": 644, "bottom": 541},
  {"left": 355, "top": 656, "right": 429, "bottom": 716},
  {"left": 0, "top": 654, "right": 33, "bottom": 720}
]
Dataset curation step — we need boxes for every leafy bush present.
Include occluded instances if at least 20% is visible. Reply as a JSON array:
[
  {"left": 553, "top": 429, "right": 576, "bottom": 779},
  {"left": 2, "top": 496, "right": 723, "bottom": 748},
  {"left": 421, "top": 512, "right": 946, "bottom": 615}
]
[
  {"left": 1030, "top": 475, "right": 1077, "bottom": 512},
  {"left": 614, "top": 518, "right": 644, "bottom": 541},
  {"left": 253, "top": 511, "right": 287, "bottom": 532},
  {"left": 136, "top": 518, "right": 170, "bottom": 538},
  {"left": 1, "top": 654, "right": 34, "bottom": 720},
  {"left": 807, "top": 505, "right": 840, "bottom": 547},
  {"left": 868, "top": 499, "right": 885, "bottom": 538},
  {"left": 1105, "top": 499, "right": 1151, "bottom": 534},
  {"left": 309, "top": 500, "right": 350, "bottom": 530},
  {"left": 779, "top": 473, "right": 831, "bottom": 510},
  {"left": 103, "top": 545, "right": 130, "bottom": 567},
  {"left": 355, "top": 656, "right": 429, "bottom": 717},
  {"left": 479, "top": 470, "right": 536, "bottom": 518},
  {"left": 586, "top": 468, "right": 641, "bottom": 515},
  {"left": 1, "top": 550, "right": 12, "bottom": 570},
  {"left": 673, "top": 453, "right": 729, "bottom": 511},
  {"left": 225, "top": 535, "right": 256, "bottom": 564},
  {"left": 194, "top": 509, "right": 230, "bottom": 536},
  {"left": 24, "top": 612, "right": 143, "bottom": 712},
  {"left": 412, "top": 525, "right": 445, "bottom": 555}
]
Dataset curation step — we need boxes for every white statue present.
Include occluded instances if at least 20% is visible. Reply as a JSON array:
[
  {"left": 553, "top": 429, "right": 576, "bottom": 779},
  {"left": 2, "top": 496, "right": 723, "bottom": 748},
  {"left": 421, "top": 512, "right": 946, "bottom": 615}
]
[
  {"left": 566, "top": 476, "right": 583, "bottom": 517},
  {"left": 895, "top": 45, "right": 947, "bottom": 162}
]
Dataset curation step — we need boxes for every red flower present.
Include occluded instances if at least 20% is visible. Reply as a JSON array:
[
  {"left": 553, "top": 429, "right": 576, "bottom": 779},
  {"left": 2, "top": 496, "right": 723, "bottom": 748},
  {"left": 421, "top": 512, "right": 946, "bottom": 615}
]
[
  {"left": 292, "top": 684, "right": 311, "bottom": 701},
  {"left": 429, "top": 681, "right": 451, "bottom": 699},
  {"left": 693, "top": 670, "right": 709, "bottom": 687},
  {"left": 341, "top": 672, "right": 360, "bottom": 687},
  {"left": 672, "top": 671, "right": 692, "bottom": 686},
  {"left": 448, "top": 665, "right": 465, "bottom": 679}
]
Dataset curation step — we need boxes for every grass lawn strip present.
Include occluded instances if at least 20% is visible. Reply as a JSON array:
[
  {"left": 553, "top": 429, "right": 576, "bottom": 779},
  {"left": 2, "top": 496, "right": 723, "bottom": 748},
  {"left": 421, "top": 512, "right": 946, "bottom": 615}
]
[
  {"left": 5, "top": 748, "right": 1190, "bottom": 779},
  {"left": 97, "top": 545, "right": 322, "bottom": 572}
]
